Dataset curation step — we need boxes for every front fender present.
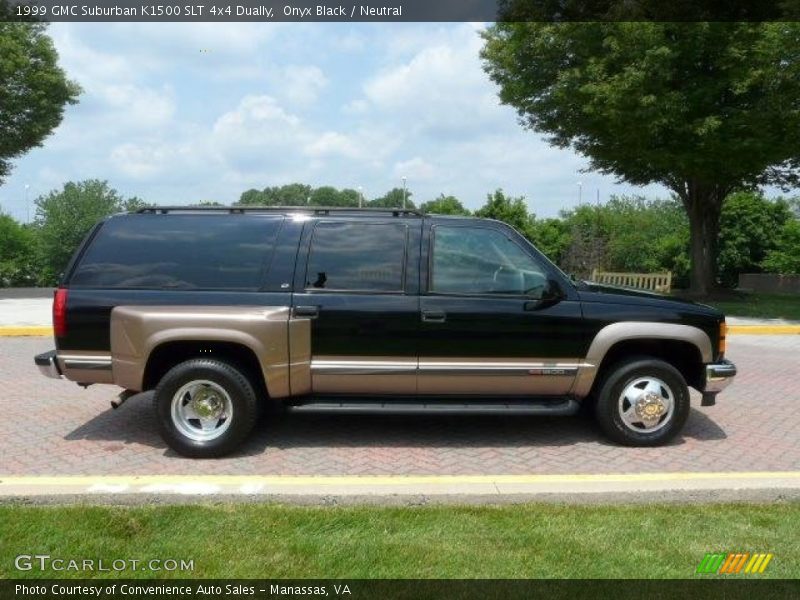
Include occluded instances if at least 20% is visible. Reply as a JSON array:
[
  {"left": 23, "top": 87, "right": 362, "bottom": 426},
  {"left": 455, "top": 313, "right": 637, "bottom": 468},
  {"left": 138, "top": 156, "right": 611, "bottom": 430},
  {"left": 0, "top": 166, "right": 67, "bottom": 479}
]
[{"left": 571, "top": 321, "right": 712, "bottom": 398}]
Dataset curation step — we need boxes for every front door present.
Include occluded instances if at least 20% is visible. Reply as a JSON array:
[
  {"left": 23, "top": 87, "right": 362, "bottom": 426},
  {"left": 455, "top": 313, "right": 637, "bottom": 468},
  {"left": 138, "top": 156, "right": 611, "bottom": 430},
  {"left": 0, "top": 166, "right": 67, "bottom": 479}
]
[
  {"left": 418, "top": 222, "right": 585, "bottom": 396},
  {"left": 292, "top": 218, "right": 421, "bottom": 395}
]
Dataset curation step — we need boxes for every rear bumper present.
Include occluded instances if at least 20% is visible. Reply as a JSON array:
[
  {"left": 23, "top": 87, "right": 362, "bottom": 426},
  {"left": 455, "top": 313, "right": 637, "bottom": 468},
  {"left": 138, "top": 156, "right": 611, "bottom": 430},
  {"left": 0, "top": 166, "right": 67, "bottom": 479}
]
[
  {"left": 34, "top": 350, "right": 62, "bottom": 379},
  {"left": 704, "top": 359, "right": 737, "bottom": 394}
]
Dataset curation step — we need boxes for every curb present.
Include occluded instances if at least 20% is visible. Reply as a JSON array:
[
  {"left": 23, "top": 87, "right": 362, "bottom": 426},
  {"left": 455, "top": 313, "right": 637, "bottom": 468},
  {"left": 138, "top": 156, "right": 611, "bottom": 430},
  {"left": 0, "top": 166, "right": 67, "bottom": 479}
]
[
  {"left": 0, "top": 326, "right": 54, "bottom": 337},
  {"left": 727, "top": 325, "right": 800, "bottom": 335},
  {"left": 1, "top": 325, "right": 800, "bottom": 337},
  {"left": 1, "top": 472, "right": 799, "bottom": 497}
]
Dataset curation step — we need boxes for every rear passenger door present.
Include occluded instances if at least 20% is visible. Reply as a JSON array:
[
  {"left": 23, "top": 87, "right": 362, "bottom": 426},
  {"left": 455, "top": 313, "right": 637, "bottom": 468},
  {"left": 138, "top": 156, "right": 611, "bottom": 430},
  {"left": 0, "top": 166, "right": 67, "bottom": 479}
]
[{"left": 292, "top": 218, "right": 421, "bottom": 395}]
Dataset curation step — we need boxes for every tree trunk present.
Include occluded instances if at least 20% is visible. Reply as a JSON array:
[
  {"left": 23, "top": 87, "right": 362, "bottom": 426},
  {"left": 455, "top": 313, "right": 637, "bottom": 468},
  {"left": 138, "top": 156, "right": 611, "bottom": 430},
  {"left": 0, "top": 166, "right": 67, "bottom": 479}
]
[{"left": 675, "top": 181, "right": 728, "bottom": 296}]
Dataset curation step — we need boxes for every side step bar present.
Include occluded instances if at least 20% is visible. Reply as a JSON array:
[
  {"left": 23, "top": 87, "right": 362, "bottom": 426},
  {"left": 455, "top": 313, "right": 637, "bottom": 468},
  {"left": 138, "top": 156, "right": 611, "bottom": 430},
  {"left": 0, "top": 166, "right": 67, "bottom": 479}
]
[{"left": 287, "top": 398, "right": 580, "bottom": 416}]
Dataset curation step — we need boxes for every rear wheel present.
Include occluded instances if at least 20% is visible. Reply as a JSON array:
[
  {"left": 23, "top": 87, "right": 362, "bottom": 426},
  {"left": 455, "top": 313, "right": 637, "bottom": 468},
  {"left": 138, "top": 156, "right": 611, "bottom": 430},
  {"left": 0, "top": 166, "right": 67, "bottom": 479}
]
[
  {"left": 154, "top": 359, "right": 258, "bottom": 458},
  {"left": 595, "top": 357, "right": 690, "bottom": 446}
]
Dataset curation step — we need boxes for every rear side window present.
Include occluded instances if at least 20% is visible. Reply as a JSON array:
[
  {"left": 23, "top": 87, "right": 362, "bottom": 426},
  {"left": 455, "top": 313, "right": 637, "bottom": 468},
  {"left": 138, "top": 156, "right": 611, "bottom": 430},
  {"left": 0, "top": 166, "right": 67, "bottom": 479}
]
[
  {"left": 305, "top": 221, "right": 407, "bottom": 292},
  {"left": 69, "top": 215, "right": 281, "bottom": 290}
]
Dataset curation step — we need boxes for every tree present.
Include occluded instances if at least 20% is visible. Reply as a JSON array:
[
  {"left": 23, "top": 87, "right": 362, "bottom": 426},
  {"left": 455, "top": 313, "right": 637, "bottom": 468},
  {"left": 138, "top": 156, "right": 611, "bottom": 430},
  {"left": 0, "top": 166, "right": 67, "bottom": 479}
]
[
  {"left": 0, "top": 21, "right": 81, "bottom": 184},
  {"left": 716, "top": 192, "right": 792, "bottom": 286},
  {"left": 529, "top": 217, "right": 571, "bottom": 266},
  {"left": 237, "top": 189, "right": 265, "bottom": 206},
  {"left": 0, "top": 212, "right": 36, "bottom": 286},
  {"left": 482, "top": 21, "right": 800, "bottom": 294},
  {"left": 237, "top": 184, "right": 311, "bottom": 206},
  {"left": 275, "top": 183, "right": 312, "bottom": 206},
  {"left": 310, "top": 186, "right": 359, "bottom": 207},
  {"left": 34, "top": 180, "right": 144, "bottom": 283},
  {"left": 338, "top": 188, "right": 362, "bottom": 207},
  {"left": 419, "top": 194, "right": 471, "bottom": 215},
  {"left": 474, "top": 189, "right": 533, "bottom": 236},
  {"left": 369, "top": 187, "right": 415, "bottom": 209},
  {"left": 762, "top": 219, "right": 800, "bottom": 275}
]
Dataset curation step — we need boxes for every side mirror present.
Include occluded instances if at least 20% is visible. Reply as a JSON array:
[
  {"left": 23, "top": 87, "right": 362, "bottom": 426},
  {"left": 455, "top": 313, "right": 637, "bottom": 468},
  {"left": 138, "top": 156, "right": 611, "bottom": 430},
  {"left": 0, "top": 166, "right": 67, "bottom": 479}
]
[{"left": 524, "top": 279, "right": 565, "bottom": 311}]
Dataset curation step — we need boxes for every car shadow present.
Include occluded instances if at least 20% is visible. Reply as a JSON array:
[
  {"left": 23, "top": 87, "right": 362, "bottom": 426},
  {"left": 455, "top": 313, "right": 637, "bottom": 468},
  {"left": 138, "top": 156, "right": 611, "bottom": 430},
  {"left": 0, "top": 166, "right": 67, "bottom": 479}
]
[{"left": 64, "top": 392, "right": 727, "bottom": 458}]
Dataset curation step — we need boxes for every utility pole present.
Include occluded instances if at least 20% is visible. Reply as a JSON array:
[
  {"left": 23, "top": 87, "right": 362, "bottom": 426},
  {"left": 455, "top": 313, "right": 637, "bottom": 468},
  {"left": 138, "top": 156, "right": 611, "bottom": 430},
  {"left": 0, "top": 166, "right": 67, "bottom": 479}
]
[
  {"left": 577, "top": 181, "right": 583, "bottom": 205},
  {"left": 25, "top": 184, "right": 30, "bottom": 222},
  {"left": 402, "top": 176, "right": 407, "bottom": 209},
  {"left": 358, "top": 186, "right": 363, "bottom": 208}
]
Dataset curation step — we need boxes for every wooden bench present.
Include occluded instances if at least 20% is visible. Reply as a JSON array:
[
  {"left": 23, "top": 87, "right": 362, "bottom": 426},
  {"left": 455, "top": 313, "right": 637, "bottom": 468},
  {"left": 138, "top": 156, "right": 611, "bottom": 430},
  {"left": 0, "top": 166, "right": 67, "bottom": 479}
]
[{"left": 591, "top": 269, "right": 672, "bottom": 293}]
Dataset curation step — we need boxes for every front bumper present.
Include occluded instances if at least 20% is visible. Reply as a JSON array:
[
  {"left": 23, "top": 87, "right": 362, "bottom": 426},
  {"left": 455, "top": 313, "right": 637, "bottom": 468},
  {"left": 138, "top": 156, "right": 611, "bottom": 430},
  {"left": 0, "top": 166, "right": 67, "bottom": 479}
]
[
  {"left": 35, "top": 350, "right": 62, "bottom": 379},
  {"left": 704, "top": 359, "right": 737, "bottom": 394}
]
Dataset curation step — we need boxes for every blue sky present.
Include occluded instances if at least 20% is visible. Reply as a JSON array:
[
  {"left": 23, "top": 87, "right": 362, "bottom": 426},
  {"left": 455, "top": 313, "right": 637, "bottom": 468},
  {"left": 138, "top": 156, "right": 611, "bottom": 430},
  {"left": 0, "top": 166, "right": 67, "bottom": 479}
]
[{"left": 0, "top": 22, "right": 672, "bottom": 222}]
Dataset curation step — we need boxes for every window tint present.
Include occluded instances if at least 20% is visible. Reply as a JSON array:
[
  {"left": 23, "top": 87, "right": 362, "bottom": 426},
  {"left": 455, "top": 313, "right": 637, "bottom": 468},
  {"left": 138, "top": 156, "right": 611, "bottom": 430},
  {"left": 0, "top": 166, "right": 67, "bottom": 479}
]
[
  {"left": 306, "top": 221, "right": 407, "bottom": 292},
  {"left": 70, "top": 215, "right": 281, "bottom": 290},
  {"left": 431, "top": 226, "right": 548, "bottom": 297}
]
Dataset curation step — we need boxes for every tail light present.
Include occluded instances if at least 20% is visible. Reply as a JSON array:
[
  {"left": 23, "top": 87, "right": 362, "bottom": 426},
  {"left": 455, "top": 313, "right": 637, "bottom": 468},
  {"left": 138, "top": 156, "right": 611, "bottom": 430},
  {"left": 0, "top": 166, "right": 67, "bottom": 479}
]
[
  {"left": 719, "top": 321, "right": 727, "bottom": 357},
  {"left": 53, "top": 288, "right": 68, "bottom": 337}
]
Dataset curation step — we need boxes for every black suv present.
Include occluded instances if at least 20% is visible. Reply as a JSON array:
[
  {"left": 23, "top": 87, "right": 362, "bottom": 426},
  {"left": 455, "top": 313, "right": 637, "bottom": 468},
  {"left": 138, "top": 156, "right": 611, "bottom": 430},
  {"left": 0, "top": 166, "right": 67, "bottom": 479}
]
[{"left": 35, "top": 206, "right": 736, "bottom": 457}]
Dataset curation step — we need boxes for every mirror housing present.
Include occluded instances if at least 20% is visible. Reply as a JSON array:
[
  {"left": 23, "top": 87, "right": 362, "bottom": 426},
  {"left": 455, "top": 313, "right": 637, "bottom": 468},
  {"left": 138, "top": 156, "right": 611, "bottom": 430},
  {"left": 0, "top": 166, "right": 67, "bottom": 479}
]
[{"left": 524, "top": 278, "right": 565, "bottom": 311}]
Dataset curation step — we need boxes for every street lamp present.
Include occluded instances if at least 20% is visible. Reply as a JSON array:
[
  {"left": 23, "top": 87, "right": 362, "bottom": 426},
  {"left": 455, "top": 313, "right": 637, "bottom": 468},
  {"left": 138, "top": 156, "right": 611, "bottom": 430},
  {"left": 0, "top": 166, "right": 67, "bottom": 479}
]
[{"left": 401, "top": 176, "right": 407, "bottom": 209}]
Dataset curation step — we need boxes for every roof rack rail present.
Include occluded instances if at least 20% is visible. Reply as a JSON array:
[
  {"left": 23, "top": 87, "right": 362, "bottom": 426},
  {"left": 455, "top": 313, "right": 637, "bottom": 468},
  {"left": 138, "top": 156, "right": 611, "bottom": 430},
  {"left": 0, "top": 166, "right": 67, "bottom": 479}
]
[{"left": 136, "top": 206, "right": 424, "bottom": 217}]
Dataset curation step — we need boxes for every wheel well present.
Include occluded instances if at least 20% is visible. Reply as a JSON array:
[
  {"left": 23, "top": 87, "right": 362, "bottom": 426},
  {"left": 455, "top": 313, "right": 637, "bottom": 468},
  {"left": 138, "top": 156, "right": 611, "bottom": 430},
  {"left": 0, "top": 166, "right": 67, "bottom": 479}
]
[
  {"left": 592, "top": 339, "right": 704, "bottom": 396},
  {"left": 143, "top": 341, "right": 268, "bottom": 398}
]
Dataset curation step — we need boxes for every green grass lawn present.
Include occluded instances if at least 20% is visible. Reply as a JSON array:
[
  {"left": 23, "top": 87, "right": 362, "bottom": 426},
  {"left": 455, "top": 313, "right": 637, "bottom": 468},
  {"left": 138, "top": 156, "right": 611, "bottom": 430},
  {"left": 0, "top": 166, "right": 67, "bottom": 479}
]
[
  {"left": 1, "top": 503, "right": 798, "bottom": 579},
  {"left": 701, "top": 293, "right": 800, "bottom": 320}
]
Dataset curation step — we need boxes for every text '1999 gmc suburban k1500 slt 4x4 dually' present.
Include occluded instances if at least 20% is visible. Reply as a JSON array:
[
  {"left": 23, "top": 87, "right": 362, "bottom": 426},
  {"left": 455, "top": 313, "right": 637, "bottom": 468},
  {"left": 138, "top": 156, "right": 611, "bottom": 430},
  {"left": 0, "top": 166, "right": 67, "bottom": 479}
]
[{"left": 35, "top": 206, "right": 736, "bottom": 458}]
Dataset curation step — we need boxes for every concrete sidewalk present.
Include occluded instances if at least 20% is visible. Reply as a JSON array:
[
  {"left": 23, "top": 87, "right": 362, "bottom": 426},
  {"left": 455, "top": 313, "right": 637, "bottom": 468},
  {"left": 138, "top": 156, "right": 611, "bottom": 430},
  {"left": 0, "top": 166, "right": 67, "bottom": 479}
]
[
  {"left": 2, "top": 296, "right": 798, "bottom": 334},
  {"left": 2, "top": 472, "right": 800, "bottom": 502}
]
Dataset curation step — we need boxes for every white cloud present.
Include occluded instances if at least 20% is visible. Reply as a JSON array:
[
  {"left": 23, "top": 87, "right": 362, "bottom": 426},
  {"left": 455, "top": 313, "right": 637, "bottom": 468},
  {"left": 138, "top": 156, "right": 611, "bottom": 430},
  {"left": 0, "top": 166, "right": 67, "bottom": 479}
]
[
  {"left": 393, "top": 157, "right": 436, "bottom": 181},
  {"left": 361, "top": 24, "right": 507, "bottom": 140},
  {"left": 212, "top": 95, "right": 306, "bottom": 171},
  {"left": 276, "top": 65, "right": 329, "bottom": 106},
  {"left": 305, "top": 132, "right": 360, "bottom": 159}
]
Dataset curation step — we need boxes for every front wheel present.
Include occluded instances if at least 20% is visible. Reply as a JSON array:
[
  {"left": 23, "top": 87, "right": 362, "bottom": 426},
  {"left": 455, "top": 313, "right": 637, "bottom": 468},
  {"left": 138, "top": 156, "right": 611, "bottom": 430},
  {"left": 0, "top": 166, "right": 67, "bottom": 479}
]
[
  {"left": 154, "top": 359, "right": 259, "bottom": 458},
  {"left": 594, "top": 357, "right": 690, "bottom": 447}
]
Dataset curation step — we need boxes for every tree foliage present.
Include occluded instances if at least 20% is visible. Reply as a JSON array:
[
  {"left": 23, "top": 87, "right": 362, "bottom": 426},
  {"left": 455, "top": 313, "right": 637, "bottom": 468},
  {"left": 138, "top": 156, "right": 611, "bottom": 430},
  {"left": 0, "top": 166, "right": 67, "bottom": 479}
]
[
  {"left": 34, "top": 180, "right": 144, "bottom": 283},
  {"left": 481, "top": 21, "right": 800, "bottom": 293},
  {"left": 474, "top": 189, "right": 533, "bottom": 236},
  {"left": 762, "top": 219, "right": 800, "bottom": 275},
  {"left": 368, "top": 187, "right": 415, "bottom": 209},
  {"left": 717, "top": 192, "right": 793, "bottom": 286},
  {"left": 0, "top": 21, "right": 81, "bottom": 183},
  {"left": 418, "top": 194, "right": 471, "bottom": 216},
  {"left": 238, "top": 184, "right": 364, "bottom": 207},
  {"left": 0, "top": 212, "right": 36, "bottom": 286}
]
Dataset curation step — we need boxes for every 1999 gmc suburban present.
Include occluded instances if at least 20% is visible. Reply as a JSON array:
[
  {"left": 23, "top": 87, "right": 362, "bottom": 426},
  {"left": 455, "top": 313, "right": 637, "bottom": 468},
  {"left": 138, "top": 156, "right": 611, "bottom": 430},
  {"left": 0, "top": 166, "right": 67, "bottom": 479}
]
[{"left": 35, "top": 206, "right": 736, "bottom": 457}]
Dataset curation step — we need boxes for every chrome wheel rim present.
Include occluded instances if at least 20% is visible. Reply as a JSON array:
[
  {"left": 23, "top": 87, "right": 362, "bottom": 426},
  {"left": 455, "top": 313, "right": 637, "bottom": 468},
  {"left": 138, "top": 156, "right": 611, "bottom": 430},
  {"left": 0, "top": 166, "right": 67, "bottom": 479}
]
[
  {"left": 171, "top": 380, "right": 233, "bottom": 442},
  {"left": 618, "top": 376, "right": 674, "bottom": 433}
]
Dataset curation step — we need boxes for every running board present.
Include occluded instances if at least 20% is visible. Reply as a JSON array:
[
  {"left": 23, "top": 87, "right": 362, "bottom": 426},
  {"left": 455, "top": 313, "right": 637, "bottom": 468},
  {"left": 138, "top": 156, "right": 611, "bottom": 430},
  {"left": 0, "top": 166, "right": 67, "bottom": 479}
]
[{"left": 287, "top": 398, "right": 580, "bottom": 416}]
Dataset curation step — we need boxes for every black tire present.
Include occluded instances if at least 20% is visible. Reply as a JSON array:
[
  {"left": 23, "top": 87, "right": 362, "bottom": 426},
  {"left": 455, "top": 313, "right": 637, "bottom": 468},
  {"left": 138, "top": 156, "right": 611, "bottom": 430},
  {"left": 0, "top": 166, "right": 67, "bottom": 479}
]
[
  {"left": 594, "top": 357, "right": 690, "bottom": 447},
  {"left": 153, "top": 359, "right": 259, "bottom": 458}
]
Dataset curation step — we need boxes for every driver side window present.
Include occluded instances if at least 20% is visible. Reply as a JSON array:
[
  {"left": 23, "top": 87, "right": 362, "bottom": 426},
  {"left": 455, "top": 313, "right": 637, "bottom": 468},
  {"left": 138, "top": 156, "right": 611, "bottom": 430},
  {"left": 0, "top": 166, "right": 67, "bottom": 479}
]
[{"left": 430, "top": 226, "right": 548, "bottom": 297}]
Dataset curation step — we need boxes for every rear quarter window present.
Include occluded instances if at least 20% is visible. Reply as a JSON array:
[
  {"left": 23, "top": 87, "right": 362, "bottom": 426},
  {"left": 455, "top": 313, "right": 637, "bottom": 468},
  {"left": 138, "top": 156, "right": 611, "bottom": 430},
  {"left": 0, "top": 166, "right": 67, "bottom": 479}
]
[{"left": 68, "top": 214, "right": 282, "bottom": 290}]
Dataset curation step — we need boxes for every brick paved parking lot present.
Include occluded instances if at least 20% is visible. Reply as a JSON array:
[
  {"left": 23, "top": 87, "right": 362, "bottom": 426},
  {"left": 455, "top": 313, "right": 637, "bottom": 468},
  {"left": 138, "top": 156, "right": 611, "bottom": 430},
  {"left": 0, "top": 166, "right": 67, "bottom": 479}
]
[{"left": 1, "top": 335, "right": 798, "bottom": 476}]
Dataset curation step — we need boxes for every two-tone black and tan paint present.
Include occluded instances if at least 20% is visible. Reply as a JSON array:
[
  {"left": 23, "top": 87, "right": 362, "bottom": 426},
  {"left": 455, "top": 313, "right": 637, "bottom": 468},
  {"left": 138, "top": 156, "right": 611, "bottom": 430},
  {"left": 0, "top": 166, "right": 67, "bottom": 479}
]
[{"left": 46, "top": 210, "right": 731, "bottom": 402}]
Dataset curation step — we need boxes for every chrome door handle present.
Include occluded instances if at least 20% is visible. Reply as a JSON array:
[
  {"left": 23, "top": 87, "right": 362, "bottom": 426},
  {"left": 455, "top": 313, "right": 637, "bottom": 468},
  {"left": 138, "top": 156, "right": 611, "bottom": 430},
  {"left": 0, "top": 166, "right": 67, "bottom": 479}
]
[
  {"left": 421, "top": 310, "right": 446, "bottom": 323},
  {"left": 294, "top": 305, "right": 319, "bottom": 319}
]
